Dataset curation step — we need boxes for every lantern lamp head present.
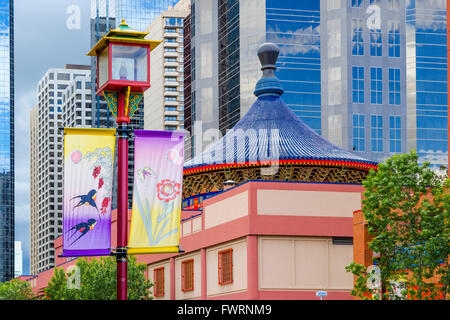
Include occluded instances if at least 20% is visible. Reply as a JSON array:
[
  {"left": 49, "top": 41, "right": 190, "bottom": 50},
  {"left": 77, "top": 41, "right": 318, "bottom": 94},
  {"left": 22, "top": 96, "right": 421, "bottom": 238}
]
[{"left": 87, "top": 20, "right": 161, "bottom": 95}]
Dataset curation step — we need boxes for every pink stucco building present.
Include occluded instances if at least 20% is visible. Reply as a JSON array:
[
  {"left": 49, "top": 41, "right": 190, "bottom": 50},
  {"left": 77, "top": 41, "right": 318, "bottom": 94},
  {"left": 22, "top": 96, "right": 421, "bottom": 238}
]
[{"left": 22, "top": 43, "right": 378, "bottom": 300}]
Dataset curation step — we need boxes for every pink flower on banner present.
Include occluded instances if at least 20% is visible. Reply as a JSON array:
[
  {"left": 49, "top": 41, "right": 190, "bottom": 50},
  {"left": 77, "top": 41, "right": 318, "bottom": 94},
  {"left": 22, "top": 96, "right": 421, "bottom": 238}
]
[
  {"left": 157, "top": 179, "right": 181, "bottom": 203},
  {"left": 92, "top": 166, "right": 101, "bottom": 179},
  {"left": 98, "top": 178, "right": 104, "bottom": 189},
  {"left": 100, "top": 197, "right": 110, "bottom": 215}
]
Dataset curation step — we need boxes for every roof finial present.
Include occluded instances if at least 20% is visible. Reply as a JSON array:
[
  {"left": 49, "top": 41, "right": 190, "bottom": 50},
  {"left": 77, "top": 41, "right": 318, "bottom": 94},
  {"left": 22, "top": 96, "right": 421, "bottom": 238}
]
[{"left": 254, "top": 43, "right": 284, "bottom": 97}]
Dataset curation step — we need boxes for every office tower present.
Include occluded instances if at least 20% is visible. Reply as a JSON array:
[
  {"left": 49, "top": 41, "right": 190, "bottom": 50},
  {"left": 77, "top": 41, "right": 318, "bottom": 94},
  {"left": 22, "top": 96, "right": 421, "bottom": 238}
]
[
  {"left": 183, "top": 11, "right": 192, "bottom": 160},
  {"left": 406, "top": 0, "right": 448, "bottom": 169},
  {"left": 0, "top": 0, "right": 14, "bottom": 283},
  {"left": 14, "top": 241, "right": 22, "bottom": 278},
  {"left": 144, "top": 0, "right": 190, "bottom": 132},
  {"left": 320, "top": 0, "right": 408, "bottom": 165},
  {"left": 188, "top": 0, "right": 447, "bottom": 167},
  {"left": 29, "top": 65, "right": 90, "bottom": 274},
  {"left": 61, "top": 72, "right": 93, "bottom": 128}
]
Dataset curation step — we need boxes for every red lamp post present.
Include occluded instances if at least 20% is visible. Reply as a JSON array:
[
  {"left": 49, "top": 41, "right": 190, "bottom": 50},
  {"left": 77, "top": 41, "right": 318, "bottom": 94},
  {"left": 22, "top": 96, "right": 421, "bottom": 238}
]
[{"left": 87, "top": 19, "right": 160, "bottom": 300}]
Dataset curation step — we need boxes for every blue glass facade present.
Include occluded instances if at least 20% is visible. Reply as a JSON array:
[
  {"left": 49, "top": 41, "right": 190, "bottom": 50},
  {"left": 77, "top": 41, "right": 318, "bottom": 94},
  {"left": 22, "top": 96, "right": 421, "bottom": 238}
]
[
  {"left": 0, "top": 0, "right": 14, "bottom": 283},
  {"left": 266, "top": 0, "right": 321, "bottom": 134},
  {"left": 116, "top": 0, "right": 180, "bottom": 32},
  {"left": 406, "top": 0, "right": 448, "bottom": 169}
]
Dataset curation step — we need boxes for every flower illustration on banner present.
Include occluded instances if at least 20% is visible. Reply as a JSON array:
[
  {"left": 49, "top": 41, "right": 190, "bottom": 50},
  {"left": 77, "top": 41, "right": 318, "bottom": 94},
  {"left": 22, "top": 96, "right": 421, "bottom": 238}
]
[
  {"left": 100, "top": 197, "right": 110, "bottom": 215},
  {"left": 71, "top": 150, "right": 82, "bottom": 164},
  {"left": 157, "top": 179, "right": 181, "bottom": 203},
  {"left": 166, "top": 148, "right": 182, "bottom": 165},
  {"left": 98, "top": 178, "right": 104, "bottom": 190},
  {"left": 92, "top": 166, "right": 101, "bottom": 178}
]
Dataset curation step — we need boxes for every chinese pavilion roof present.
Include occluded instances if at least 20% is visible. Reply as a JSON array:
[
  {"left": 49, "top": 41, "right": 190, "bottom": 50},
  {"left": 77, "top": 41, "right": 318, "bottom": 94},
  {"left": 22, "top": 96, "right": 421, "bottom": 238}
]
[{"left": 182, "top": 43, "right": 377, "bottom": 198}]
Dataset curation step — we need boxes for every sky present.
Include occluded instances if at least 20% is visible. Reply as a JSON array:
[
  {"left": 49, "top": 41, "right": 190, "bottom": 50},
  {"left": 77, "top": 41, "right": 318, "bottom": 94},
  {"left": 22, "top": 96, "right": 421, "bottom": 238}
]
[{"left": 15, "top": 0, "right": 91, "bottom": 275}]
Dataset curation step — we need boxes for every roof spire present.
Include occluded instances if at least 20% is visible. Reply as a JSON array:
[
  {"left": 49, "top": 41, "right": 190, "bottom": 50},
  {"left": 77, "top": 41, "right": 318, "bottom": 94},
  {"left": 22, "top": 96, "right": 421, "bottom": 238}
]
[{"left": 254, "top": 43, "right": 284, "bottom": 97}]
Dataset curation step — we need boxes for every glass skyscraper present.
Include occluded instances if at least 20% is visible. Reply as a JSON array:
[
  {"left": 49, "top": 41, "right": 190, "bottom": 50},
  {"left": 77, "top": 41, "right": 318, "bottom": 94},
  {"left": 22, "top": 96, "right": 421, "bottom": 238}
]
[
  {"left": 0, "top": 0, "right": 14, "bottom": 283},
  {"left": 267, "top": 0, "right": 321, "bottom": 134},
  {"left": 406, "top": 0, "right": 448, "bottom": 169}
]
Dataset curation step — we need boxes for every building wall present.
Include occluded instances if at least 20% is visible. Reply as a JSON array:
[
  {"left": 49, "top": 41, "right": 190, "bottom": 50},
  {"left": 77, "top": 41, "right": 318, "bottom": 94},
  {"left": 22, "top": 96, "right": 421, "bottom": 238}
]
[
  {"left": 0, "top": 0, "right": 14, "bottom": 283},
  {"left": 206, "top": 239, "right": 248, "bottom": 298},
  {"left": 148, "top": 260, "right": 171, "bottom": 300},
  {"left": 175, "top": 250, "right": 202, "bottom": 299},
  {"left": 406, "top": 0, "right": 448, "bottom": 169},
  {"left": 258, "top": 236, "right": 353, "bottom": 291},
  {"left": 256, "top": 189, "right": 361, "bottom": 217}
]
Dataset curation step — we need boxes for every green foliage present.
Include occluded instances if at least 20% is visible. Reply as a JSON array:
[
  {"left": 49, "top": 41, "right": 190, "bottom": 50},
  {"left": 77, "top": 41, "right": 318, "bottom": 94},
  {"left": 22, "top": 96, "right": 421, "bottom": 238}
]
[
  {"left": 346, "top": 150, "right": 450, "bottom": 300},
  {"left": 44, "top": 255, "right": 153, "bottom": 300},
  {"left": 0, "top": 279, "right": 37, "bottom": 300}
]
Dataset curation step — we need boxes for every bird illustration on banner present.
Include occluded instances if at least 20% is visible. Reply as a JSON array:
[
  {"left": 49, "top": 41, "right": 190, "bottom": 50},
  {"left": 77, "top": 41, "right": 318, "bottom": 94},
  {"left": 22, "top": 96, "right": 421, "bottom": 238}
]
[
  {"left": 71, "top": 189, "right": 101, "bottom": 219},
  {"left": 67, "top": 219, "right": 98, "bottom": 245}
]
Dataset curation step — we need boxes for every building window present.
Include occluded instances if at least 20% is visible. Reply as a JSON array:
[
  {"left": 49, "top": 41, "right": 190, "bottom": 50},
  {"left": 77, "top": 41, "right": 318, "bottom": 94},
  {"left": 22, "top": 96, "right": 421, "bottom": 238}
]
[
  {"left": 371, "top": 115, "right": 383, "bottom": 152},
  {"left": 388, "top": 21, "right": 400, "bottom": 57},
  {"left": 352, "top": 114, "right": 365, "bottom": 151},
  {"left": 165, "top": 67, "right": 177, "bottom": 72},
  {"left": 370, "top": 67, "right": 383, "bottom": 104},
  {"left": 165, "top": 125, "right": 177, "bottom": 131},
  {"left": 389, "top": 116, "right": 401, "bottom": 153},
  {"left": 57, "top": 73, "right": 70, "bottom": 81},
  {"left": 165, "top": 106, "right": 177, "bottom": 111},
  {"left": 181, "top": 259, "right": 194, "bottom": 292},
  {"left": 388, "top": 0, "right": 400, "bottom": 10},
  {"left": 370, "top": 29, "right": 382, "bottom": 56},
  {"left": 218, "top": 248, "right": 233, "bottom": 285},
  {"left": 351, "top": 0, "right": 362, "bottom": 7},
  {"left": 389, "top": 68, "right": 401, "bottom": 105},
  {"left": 164, "top": 47, "right": 177, "bottom": 52},
  {"left": 165, "top": 96, "right": 177, "bottom": 102},
  {"left": 153, "top": 267, "right": 165, "bottom": 297},
  {"left": 352, "top": 19, "right": 364, "bottom": 56},
  {"left": 352, "top": 66, "right": 364, "bottom": 103},
  {"left": 165, "top": 115, "right": 177, "bottom": 121}
]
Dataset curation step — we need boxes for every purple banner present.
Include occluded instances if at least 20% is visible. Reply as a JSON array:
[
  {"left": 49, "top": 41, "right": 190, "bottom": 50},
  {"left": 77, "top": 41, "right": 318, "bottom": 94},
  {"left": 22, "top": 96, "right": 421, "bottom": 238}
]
[{"left": 62, "top": 128, "right": 116, "bottom": 257}]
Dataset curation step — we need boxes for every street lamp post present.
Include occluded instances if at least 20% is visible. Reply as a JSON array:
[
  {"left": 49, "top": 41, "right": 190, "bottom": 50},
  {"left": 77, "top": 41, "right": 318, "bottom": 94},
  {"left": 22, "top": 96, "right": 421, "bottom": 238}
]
[{"left": 87, "top": 19, "right": 160, "bottom": 300}]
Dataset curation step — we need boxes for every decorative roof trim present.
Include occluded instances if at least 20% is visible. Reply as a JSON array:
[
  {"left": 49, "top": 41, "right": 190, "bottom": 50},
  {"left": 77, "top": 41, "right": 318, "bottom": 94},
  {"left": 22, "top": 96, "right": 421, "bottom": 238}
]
[{"left": 183, "top": 159, "right": 378, "bottom": 176}]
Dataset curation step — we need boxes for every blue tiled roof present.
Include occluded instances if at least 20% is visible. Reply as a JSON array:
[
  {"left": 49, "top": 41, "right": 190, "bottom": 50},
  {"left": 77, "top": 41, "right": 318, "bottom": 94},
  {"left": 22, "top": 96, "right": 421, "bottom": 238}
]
[
  {"left": 184, "top": 94, "right": 377, "bottom": 170},
  {"left": 184, "top": 43, "right": 377, "bottom": 171}
]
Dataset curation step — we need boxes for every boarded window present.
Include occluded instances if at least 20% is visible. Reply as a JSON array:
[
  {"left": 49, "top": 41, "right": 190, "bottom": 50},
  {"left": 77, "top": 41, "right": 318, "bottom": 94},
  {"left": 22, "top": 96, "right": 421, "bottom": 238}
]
[
  {"left": 153, "top": 267, "right": 165, "bottom": 297},
  {"left": 181, "top": 259, "right": 194, "bottom": 292},
  {"left": 218, "top": 248, "right": 233, "bottom": 285}
]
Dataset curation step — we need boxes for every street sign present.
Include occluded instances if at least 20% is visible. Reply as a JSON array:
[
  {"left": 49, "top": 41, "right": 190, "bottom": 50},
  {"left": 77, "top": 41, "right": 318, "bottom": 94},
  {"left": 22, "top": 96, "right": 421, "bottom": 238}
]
[{"left": 316, "top": 291, "right": 327, "bottom": 300}]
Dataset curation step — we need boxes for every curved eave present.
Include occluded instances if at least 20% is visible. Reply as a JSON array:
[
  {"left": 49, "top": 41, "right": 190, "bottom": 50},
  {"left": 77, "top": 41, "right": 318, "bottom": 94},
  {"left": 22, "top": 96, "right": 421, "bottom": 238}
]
[
  {"left": 87, "top": 37, "right": 161, "bottom": 56},
  {"left": 183, "top": 159, "right": 378, "bottom": 176}
]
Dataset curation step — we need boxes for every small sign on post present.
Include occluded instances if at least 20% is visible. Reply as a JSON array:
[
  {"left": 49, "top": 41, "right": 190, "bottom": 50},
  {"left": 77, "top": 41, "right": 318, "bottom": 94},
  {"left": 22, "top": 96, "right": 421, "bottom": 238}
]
[{"left": 316, "top": 290, "right": 327, "bottom": 300}]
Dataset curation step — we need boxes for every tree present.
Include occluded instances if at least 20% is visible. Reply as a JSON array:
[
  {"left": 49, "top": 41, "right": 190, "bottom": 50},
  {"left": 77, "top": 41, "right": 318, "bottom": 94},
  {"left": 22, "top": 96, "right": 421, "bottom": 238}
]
[
  {"left": 45, "top": 255, "right": 153, "bottom": 300},
  {"left": 0, "top": 279, "right": 37, "bottom": 300},
  {"left": 346, "top": 150, "right": 450, "bottom": 300}
]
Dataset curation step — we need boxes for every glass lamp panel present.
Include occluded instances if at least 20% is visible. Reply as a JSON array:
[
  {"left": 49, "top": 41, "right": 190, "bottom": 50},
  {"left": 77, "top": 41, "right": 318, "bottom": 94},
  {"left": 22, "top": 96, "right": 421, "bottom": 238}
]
[
  {"left": 98, "top": 46, "right": 109, "bottom": 88},
  {"left": 111, "top": 44, "right": 148, "bottom": 82}
]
